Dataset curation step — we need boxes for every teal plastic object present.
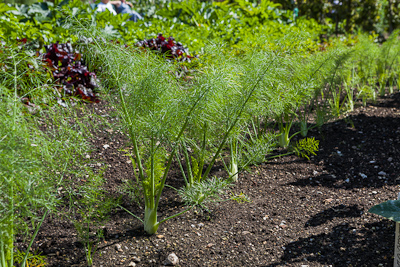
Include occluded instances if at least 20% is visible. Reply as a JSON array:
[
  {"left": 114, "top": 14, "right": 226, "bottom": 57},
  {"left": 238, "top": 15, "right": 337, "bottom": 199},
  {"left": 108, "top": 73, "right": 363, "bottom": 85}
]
[{"left": 293, "top": 7, "right": 299, "bottom": 20}]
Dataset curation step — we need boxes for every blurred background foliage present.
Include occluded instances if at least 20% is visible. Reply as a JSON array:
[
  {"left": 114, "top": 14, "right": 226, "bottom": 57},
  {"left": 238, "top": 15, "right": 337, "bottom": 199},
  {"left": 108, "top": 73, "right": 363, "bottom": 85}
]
[
  {"left": 0, "top": 0, "right": 325, "bottom": 54},
  {"left": 271, "top": 0, "right": 400, "bottom": 36},
  {"left": 2, "top": 0, "right": 398, "bottom": 42}
]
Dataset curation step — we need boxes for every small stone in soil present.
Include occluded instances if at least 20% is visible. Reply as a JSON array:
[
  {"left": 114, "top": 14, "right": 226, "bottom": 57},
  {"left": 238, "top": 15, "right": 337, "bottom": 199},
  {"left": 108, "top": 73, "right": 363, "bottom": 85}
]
[
  {"left": 359, "top": 173, "right": 367, "bottom": 179},
  {"left": 115, "top": 244, "right": 123, "bottom": 252},
  {"left": 164, "top": 253, "right": 179, "bottom": 266},
  {"left": 130, "top": 256, "right": 140, "bottom": 262}
]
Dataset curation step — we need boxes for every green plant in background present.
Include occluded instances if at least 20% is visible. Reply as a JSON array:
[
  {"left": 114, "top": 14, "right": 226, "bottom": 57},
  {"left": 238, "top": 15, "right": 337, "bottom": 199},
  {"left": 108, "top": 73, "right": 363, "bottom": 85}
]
[
  {"left": 354, "top": 34, "right": 379, "bottom": 87},
  {"left": 296, "top": 51, "right": 334, "bottom": 137},
  {"left": 0, "top": 0, "right": 324, "bottom": 55},
  {"left": 376, "top": 30, "right": 400, "bottom": 96},
  {"left": 326, "top": 48, "right": 354, "bottom": 117}
]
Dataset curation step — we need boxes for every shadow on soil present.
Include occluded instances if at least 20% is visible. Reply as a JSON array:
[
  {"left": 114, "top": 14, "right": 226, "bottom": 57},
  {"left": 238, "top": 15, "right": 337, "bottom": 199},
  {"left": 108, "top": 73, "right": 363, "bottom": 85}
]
[
  {"left": 304, "top": 204, "right": 363, "bottom": 227},
  {"left": 271, "top": 220, "right": 394, "bottom": 266},
  {"left": 270, "top": 95, "right": 400, "bottom": 266},
  {"left": 289, "top": 112, "right": 400, "bottom": 190}
]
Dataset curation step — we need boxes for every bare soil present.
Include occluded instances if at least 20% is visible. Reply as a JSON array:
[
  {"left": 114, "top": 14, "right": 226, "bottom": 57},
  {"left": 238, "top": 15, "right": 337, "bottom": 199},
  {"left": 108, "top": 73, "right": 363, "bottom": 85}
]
[{"left": 22, "top": 93, "right": 400, "bottom": 267}]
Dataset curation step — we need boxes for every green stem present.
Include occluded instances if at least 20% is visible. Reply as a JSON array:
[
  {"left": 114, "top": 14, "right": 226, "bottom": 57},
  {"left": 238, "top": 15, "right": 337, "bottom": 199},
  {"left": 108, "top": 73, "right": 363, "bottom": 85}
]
[
  {"left": 229, "top": 141, "right": 239, "bottom": 182},
  {"left": 175, "top": 148, "right": 188, "bottom": 186},
  {"left": 196, "top": 123, "right": 207, "bottom": 183},
  {"left": 158, "top": 206, "right": 194, "bottom": 224},
  {"left": 118, "top": 87, "right": 145, "bottom": 183},
  {"left": 1, "top": 238, "right": 7, "bottom": 267},
  {"left": 21, "top": 210, "right": 49, "bottom": 267},
  {"left": 117, "top": 205, "right": 144, "bottom": 223},
  {"left": 181, "top": 140, "right": 193, "bottom": 186},
  {"left": 150, "top": 137, "right": 155, "bottom": 208},
  {"left": 267, "top": 151, "right": 294, "bottom": 160},
  {"left": 144, "top": 207, "right": 159, "bottom": 235}
]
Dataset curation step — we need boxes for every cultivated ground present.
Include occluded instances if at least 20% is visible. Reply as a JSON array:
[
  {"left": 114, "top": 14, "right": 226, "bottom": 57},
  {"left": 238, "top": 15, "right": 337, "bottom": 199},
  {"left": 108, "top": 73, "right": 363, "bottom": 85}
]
[{"left": 22, "top": 92, "right": 400, "bottom": 267}]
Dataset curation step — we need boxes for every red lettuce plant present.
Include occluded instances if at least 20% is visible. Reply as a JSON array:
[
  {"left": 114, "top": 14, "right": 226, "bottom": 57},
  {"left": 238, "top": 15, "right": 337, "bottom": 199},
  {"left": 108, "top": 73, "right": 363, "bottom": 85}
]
[
  {"left": 43, "top": 42, "right": 100, "bottom": 103},
  {"left": 136, "top": 33, "right": 195, "bottom": 62}
]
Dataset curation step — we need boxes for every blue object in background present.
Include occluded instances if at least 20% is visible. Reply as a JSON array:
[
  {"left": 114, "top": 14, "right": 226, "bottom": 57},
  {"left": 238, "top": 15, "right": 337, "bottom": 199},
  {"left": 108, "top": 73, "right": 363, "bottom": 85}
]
[{"left": 117, "top": 3, "right": 143, "bottom": 22}]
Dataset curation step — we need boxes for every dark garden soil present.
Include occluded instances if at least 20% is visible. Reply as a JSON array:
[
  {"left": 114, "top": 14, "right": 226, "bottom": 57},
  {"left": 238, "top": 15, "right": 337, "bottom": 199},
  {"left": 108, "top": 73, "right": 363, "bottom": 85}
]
[{"left": 22, "top": 93, "right": 400, "bottom": 267}]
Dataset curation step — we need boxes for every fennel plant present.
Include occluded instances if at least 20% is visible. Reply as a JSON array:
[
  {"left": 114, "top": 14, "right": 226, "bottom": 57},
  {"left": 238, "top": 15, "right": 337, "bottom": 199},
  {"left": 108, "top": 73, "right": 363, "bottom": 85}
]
[
  {"left": 0, "top": 47, "right": 58, "bottom": 267},
  {"left": 0, "top": 43, "right": 95, "bottom": 267},
  {"left": 78, "top": 30, "right": 213, "bottom": 234}
]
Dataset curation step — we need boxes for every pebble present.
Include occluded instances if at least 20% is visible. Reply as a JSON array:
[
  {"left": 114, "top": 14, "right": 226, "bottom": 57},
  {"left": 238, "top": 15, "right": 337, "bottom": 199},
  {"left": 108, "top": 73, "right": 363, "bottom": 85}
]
[
  {"left": 103, "top": 144, "right": 110, "bottom": 149},
  {"left": 128, "top": 262, "right": 136, "bottom": 267},
  {"left": 198, "top": 223, "right": 204, "bottom": 227},
  {"left": 242, "top": 231, "right": 251, "bottom": 235},
  {"left": 131, "top": 256, "right": 140, "bottom": 262},
  {"left": 164, "top": 253, "right": 179, "bottom": 266},
  {"left": 157, "top": 235, "right": 165, "bottom": 239},
  {"left": 359, "top": 173, "right": 367, "bottom": 179},
  {"left": 388, "top": 157, "right": 393, "bottom": 162},
  {"left": 115, "top": 244, "right": 123, "bottom": 252},
  {"left": 378, "top": 171, "right": 387, "bottom": 176}
]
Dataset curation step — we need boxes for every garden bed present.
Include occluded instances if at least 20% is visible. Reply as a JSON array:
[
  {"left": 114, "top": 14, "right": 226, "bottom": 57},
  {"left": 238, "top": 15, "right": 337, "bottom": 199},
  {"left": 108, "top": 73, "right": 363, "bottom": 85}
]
[{"left": 21, "top": 93, "right": 400, "bottom": 267}]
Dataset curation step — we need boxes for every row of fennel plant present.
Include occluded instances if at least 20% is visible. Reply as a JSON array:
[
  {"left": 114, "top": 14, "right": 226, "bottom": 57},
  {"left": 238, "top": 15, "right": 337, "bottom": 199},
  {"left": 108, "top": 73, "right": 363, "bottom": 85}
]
[
  {"left": 274, "top": 30, "right": 400, "bottom": 149},
  {"left": 77, "top": 21, "right": 327, "bottom": 234}
]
